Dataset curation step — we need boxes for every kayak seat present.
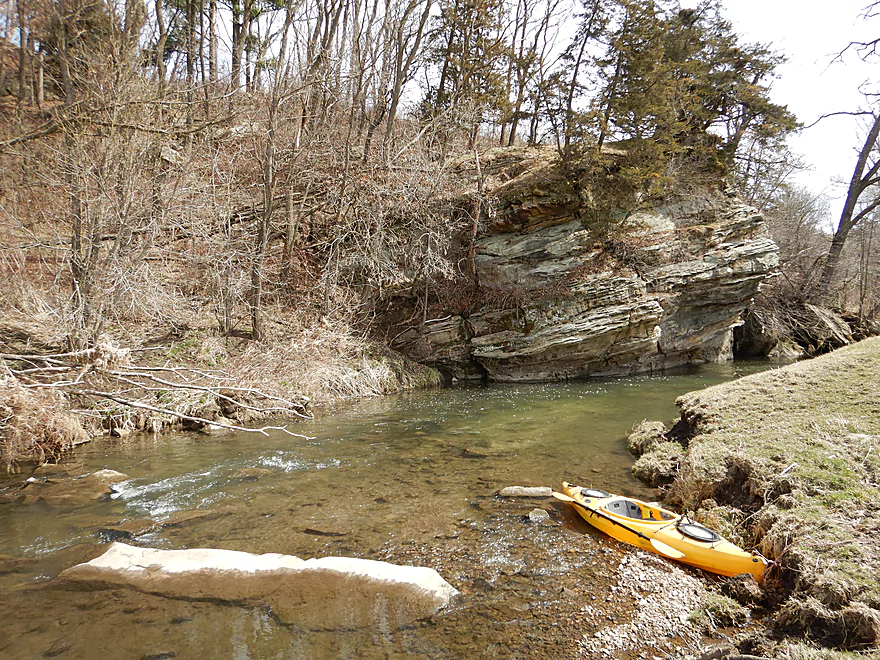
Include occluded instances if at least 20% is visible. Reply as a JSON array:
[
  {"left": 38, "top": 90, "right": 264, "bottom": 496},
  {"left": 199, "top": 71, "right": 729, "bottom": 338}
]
[{"left": 606, "top": 499, "right": 646, "bottom": 519}]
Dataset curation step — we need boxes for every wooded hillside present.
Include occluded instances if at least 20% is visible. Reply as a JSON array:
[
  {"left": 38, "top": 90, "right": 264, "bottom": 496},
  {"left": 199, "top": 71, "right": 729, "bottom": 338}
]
[
  {"left": 11, "top": 0, "right": 878, "bottom": 467},
  {"left": 0, "top": 0, "right": 796, "bottom": 344}
]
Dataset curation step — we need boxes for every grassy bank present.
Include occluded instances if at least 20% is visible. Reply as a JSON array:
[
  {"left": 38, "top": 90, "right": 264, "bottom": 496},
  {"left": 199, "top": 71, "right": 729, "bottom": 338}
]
[{"left": 641, "top": 338, "right": 880, "bottom": 652}]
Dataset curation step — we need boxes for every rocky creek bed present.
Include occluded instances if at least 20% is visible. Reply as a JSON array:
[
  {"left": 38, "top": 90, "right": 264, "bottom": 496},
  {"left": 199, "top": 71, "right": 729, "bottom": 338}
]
[
  {"left": 0, "top": 487, "right": 756, "bottom": 659},
  {"left": 2, "top": 357, "right": 871, "bottom": 659}
]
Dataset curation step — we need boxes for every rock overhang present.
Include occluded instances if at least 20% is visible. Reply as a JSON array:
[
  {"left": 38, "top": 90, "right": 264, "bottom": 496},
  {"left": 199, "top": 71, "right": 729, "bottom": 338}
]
[{"left": 389, "top": 150, "right": 780, "bottom": 383}]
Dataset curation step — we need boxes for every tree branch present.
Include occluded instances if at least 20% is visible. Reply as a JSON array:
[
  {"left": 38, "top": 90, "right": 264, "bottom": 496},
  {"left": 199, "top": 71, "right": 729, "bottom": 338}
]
[
  {"left": 802, "top": 110, "right": 875, "bottom": 130},
  {"left": 71, "top": 390, "right": 314, "bottom": 439}
]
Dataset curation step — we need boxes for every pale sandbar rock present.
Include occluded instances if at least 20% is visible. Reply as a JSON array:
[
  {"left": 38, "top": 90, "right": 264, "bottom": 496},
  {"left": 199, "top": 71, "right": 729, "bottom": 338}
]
[
  {"left": 57, "top": 542, "right": 458, "bottom": 629},
  {"left": 528, "top": 509, "right": 551, "bottom": 523},
  {"left": 497, "top": 486, "right": 552, "bottom": 497}
]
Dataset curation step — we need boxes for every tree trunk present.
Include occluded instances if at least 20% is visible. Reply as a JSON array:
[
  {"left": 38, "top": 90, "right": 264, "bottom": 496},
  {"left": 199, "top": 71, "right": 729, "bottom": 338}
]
[
  {"left": 383, "top": 0, "right": 431, "bottom": 157},
  {"left": 209, "top": 0, "right": 218, "bottom": 83},
  {"left": 186, "top": 0, "right": 195, "bottom": 148},
  {"left": 17, "top": 0, "right": 28, "bottom": 104},
  {"left": 155, "top": 0, "right": 167, "bottom": 93},
  {"left": 818, "top": 113, "right": 880, "bottom": 300},
  {"left": 563, "top": 22, "right": 592, "bottom": 151},
  {"left": 469, "top": 147, "right": 483, "bottom": 290},
  {"left": 231, "top": 0, "right": 244, "bottom": 89},
  {"left": 33, "top": 43, "right": 43, "bottom": 106}
]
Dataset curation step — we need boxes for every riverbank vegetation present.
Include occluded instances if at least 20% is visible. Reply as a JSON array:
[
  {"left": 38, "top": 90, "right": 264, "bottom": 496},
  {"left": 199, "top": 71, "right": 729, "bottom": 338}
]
[
  {"left": 633, "top": 337, "right": 880, "bottom": 652},
  {"left": 0, "top": 312, "right": 440, "bottom": 469}
]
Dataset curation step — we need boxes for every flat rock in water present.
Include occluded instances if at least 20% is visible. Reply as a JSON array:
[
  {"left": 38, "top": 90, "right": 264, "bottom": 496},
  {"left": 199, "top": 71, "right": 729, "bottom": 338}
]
[
  {"left": 0, "top": 554, "right": 37, "bottom": 574},
  {"left": 200, "top": 419, "right": 236, "bottom": 435},
  {"left": 303, "top": 528, "right": 346, "bottom": 537},
  {"left": 497, "top": 486, "right": 553, "bottom": 498},
  {"left": 32, "top": 463, "right": 83, "bottom": 477},
  {"left": 230, "top": 468, "right": 274, "bottom": 481},
  {"left": 161, "top": 509, "right": 229, "bottom": 527},
  {"left": 56, "top": 542, "right": 459, "bottom": 629},
  {"left": 97, "top": 519, "right": 161, "bottom": 542}
]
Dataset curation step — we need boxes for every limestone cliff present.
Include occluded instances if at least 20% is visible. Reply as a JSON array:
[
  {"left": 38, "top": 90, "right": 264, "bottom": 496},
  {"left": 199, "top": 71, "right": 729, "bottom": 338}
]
[{"left": 390, "top": 148, "right": 779, "bottom": 382}]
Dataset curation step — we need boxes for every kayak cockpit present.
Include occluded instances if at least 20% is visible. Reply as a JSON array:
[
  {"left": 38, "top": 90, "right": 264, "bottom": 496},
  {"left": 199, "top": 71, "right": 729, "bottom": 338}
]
[{"left": 602, "top": 498, "right": 676, "bottom": 522}]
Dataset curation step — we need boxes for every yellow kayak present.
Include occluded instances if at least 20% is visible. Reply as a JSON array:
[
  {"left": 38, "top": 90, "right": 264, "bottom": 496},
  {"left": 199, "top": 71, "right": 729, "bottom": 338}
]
[{"left": 556, "top": 482, "right": 767, "bottom": 580}]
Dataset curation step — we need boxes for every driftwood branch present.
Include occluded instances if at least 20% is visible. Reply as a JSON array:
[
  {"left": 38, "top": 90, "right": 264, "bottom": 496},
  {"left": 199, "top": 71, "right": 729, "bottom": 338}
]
[
  {"left": 1, "top": 344, "right": 312, "bottom": 435},
  {"left": 72, "top": 390, "right": 314, "bottom": 439},
  {"left": 108, "top": 370, "right": 311, "bottom": 418}
]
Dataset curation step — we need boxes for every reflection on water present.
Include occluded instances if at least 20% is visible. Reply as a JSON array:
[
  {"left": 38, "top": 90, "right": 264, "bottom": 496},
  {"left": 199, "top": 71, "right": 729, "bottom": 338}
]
[{"left": 0, "top": 360, "right": 775, "bottom": 658}]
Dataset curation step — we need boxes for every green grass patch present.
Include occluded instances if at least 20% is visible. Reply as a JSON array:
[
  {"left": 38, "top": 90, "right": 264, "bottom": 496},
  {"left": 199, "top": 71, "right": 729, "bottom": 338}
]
[{"left": 664, "top": 338, "right": 880, "bottom": 649}]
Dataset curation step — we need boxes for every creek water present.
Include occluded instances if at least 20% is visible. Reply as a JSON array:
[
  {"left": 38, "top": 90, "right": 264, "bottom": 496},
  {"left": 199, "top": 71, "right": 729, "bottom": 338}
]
[{"left": 0, "top": 361, "right": 774, "bottom": 659}]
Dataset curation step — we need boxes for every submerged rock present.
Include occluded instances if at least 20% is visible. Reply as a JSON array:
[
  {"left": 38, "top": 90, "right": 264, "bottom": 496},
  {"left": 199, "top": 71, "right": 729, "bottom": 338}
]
[
  {"left": 97, "top": 519, "right": 160, "bottom": 542},
  {"left": 56, "top": 542, "right": 458, "bottom": 629},
  {"left": 0, "top": 554, "right": 37, "bottom": 574},
  {"left": 230, "top": 467, "right": 274, "bottom": 480},
  {"left": 11, "top": 469, "right": 129, "bottom": 505}
]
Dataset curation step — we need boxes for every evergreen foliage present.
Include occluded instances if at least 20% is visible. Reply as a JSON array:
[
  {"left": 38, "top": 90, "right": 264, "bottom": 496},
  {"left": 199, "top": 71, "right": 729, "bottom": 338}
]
[{"left": 546, "top": 0, "right": 798, "bottom": 231}]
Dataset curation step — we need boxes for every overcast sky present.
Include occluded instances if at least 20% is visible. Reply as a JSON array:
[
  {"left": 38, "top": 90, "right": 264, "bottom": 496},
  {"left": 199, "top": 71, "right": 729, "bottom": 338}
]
[{"left": 714, "top": 0, "right": 878, "bottom": 218}]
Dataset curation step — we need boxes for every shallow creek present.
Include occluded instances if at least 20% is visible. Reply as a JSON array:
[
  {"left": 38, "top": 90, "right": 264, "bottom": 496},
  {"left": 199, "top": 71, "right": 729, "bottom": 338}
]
[{"left": 0, "top": 362, "right": 773, "bottom": 659}]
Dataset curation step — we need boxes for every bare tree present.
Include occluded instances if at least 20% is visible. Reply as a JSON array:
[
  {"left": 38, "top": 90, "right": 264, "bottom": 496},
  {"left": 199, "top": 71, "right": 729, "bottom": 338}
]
[
  {"left": 381, "top": 0, "right": 432, "bottom": 158},
  {"left": 818, "top": 112, "right": 880, "bottom": 301}
]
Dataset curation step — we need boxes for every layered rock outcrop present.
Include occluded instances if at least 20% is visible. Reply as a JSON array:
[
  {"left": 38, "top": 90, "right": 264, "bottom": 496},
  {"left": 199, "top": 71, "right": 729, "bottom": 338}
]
[{"left": 392, "top": 148, "right": 779, "bottom": 382}]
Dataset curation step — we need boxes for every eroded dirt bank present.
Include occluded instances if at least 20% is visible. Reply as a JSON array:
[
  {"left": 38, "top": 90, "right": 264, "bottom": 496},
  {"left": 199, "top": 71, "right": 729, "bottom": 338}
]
[{"left": 634, "top": 337, "right": 880, "bottom": 657}]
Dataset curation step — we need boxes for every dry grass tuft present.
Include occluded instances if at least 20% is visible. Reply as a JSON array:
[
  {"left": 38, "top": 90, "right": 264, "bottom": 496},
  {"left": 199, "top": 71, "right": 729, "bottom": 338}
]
[
  {"left": 199, "top": 321, "right": 441, "bottom": 408},
  {"left": 626, "top": 420, "right": 667, "bottom": 456},
  {"left": 135, "top": 308, "right": 441, "bottom": 415},
  {"left": 0, "top": 369, "right": 88, "bottom": 471},
  {"left": 688, "top": 592, "right": 750, "bottom": 629},
  {"left": 630, "top": 441, "right": 683, "bottom": 486},
  {"left": 776, "top": 642, "right": 866, "bottom": 660}
]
